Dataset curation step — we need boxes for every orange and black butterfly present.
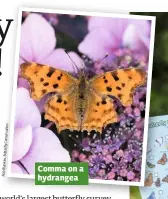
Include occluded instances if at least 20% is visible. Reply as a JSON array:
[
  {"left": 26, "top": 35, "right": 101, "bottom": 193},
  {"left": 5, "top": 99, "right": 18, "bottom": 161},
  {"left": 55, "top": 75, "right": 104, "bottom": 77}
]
[{"left": 20, "top": 58, "right": 146, "bottom": 133}]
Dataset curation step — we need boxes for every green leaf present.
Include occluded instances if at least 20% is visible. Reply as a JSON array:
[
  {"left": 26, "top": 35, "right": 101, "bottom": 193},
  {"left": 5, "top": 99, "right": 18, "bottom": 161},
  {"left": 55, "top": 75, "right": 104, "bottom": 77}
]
[
  {"left": 147, "top": 162, "right": 155, "bottom": 168},
  {"left": 130, "top": 187, "right": 142, "bottom": 199}
]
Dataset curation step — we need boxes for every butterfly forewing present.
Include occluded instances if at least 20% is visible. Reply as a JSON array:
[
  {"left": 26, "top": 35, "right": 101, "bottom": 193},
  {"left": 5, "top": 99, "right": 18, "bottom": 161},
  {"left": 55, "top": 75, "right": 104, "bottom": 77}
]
[
  {"left": 20, "top": 62, "right": 77, "bottom": 101},
  {"left": 90, "top": 68, "right": 146, "bottom": 106}
]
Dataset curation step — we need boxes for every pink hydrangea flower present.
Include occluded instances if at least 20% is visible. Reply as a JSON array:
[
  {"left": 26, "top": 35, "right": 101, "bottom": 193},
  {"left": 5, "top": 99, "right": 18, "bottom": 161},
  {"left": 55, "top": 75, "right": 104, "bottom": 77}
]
[
  {"left": 120, "top": 169, "right": 128, "bottom": 177},
  {"left": 127, "top": 171, "right": 135, "bottom": 180},
  {"left": 79, "top": 153, "right": 86, "bottom": 161},
  {"left": 18, "top": 13, "right": 84, "bottom": 112},
  {"left": 104, "top": 154, "right": 113, "bottom": 164},
  {"left": 78, "top": 17, "right": 151, "bottom": 64},
  {"left": 71, "top": 150, "right": 79, "bottom": 159},
  {"left": 12, "top": 88, "right": 70, "bottom": 174},
  {"left": 98, "top": 169, "right": 106, "bottom": 177},
  {"left": 107, "top": 171, "right": 115, "bottom": 180},
  {"left": 116, "top": 149, "right": 124, "bottom": 157}
]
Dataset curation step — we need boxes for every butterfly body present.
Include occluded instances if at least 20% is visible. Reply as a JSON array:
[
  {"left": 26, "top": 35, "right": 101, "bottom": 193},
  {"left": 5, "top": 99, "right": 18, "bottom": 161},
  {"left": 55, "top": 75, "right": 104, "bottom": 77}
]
[
  {"left": 20, "top": 62, "right": 146, "bottom": 134},
  {"left": 76, "top": 70, "right": 89, "bottom": 124}
]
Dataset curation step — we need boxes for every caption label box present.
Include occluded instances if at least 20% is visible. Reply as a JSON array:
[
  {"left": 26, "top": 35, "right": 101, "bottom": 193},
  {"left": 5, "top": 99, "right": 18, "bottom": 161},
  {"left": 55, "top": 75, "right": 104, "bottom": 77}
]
[{"left": 35, "top": 162, "right": 88, "bottom": 185}]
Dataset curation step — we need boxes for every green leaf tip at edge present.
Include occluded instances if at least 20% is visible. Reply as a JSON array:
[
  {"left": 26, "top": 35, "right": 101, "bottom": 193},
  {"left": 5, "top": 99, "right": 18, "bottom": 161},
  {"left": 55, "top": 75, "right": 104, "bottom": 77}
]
[{"left": 130, "top": 186, "right": 142, "bottom": 199}]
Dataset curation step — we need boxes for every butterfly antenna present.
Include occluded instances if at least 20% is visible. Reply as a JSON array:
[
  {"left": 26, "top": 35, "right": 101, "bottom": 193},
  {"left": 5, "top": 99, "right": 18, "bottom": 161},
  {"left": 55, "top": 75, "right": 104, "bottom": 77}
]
[
  {"left": 20, "top": 56, "right": 30, "bottom": 63},
  {"left": 64, "top": 50, "right": 80, "bottom": 73},
  {"left": 94, "top": 53, "right": 108, "bottom": 67}
]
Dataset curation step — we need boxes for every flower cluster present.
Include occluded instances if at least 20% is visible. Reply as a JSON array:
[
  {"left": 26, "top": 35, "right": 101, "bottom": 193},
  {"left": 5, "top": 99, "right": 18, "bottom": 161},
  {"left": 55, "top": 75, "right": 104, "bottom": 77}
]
[
  {"left": 71, "top": 84, "right": 145, "bottom": 181},
  {"left": 14, "top": 12, "right": 151, "bottom": 182}
]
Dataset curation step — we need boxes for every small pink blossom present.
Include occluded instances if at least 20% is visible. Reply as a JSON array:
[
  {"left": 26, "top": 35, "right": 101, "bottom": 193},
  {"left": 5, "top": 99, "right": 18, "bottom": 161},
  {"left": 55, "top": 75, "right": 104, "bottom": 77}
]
[
  {"left": 127, "top": 171, "right": 135, "bottom": 180},
  {"left": 79, "top": 153, "right": 86, "bottom": 161},
  {"left": 120, "top": 169, "right": 128, "bottom": 177},
  {"left": 116, "top": 150, "right": 124, "bottom": 157},
  {"left": 134, "top": 107, "right": 141, "bottom": 117},
  {"left": 134, "top": 178, "right": 140, "bottom": 182},
  {"left": 98, "top": 169, "right": 106, "bottom": 177},
  {"left": 107, "top": 171, "right": 115, "bottom": 180},
  {"left": 105, "top": 154, "right": 113, "bottom": 164},
  {"left": 72, "top": 150, "right": 79, "bottom": 159}
]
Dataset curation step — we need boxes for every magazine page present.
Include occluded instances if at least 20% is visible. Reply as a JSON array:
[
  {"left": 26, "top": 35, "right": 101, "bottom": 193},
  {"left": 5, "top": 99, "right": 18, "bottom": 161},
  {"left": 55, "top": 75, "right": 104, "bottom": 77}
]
[
  {"left": 130, "top": 116, "right": 168, "bottom": 199},
  {"left": 130, "top": 12, "right": 168, "bottom": 199}
]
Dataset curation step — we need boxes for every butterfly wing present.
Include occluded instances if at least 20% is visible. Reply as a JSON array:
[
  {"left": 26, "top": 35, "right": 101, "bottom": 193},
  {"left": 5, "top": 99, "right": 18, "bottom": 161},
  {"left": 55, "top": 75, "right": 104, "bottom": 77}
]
[
  {"left": 155, "top": 178, "right": 161, "bottom": 187},
  {"left": 90, "top": 68, "right": 146, "bottom": 106},
  {"left": 81, "top": 91, "right": 118, "bottom": 133},
  {"left": 157, "top": 153, "right": 167, "bottom": 165},
  {"left": 144, "top": 173, "right": 153, "bottom": 187},
  {"left": 44, "top": 93, "right": 80, "bottom": 133},
  {"left": 20, "top": 62, "right": 77, "bottom": 101},
  {"left": 162, "top": 175, "right": 168, "bottom": 183}
]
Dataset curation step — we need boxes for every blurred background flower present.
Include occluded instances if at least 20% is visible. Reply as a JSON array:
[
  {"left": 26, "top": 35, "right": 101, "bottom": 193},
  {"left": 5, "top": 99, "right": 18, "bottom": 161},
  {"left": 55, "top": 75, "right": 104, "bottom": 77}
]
[
  {"left": 12, "top": 88, "right": 70, "bottom": 174},
  {"left": 78, "top": 17, "right": 150, "bottom": 66},
  {"left": 15, "top": 11, "right": 152, "bottom": 181}
]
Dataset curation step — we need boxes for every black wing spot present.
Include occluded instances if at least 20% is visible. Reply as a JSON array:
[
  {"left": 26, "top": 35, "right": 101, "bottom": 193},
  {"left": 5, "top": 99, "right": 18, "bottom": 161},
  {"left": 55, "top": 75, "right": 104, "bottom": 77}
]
[
  {"left": 122, "top": 83, "right": 125, "bottom": 87},
  {"left": 46, "top": 68, "right": 55, "bottom": 77},
  {"left": 65, "top": 108, "right": 68, "bottom": 111},
  {"left": 96, "top": 102, "right": 100, "bottom": 106},
  {"left": 106, "top": 87, "right": 112, "bottom": 92},
  {"left": 64, "top": 100, "right": 67, "bottom": 105},
  {"left": 128, "top": 76, "right": 132, "bottom": 80},
  {"left": 40, "top": 78, "right": 44, "bottom": 82},
  {"left": 43, "top": 82, "right": 49, "bottom": 86},
  {"left": 79, "top": 94, "right": 84, "bottom": 99},
  {"left": 111, "top": 71, "right": 119, "bottom": 81},
  {"left": 116, "top": 86, "right": 121, "bottom": 90},
  {"left": 57, "top": 96, "right": 62, "bottom": 103},
  {"left": 118, "top": 94, "right": 123, "bottom": 100},
  {"left": 104, "top": 79, "right": 108, "bottom": 83},
  {"left": 57, "top": 76, "right": 61, "bottom": 80},
  {"left": 60, "top": 73, "right": 63, "bottom": 77},
  {"left": 42, "top": 89, "right": 47, "bottom": 95},
  {"left": 53, "top": 84, "right": 58, "bottom": 89},
  {"left": 102, "top": 100, "right": 107, "bottom": 105},
  {"left": 103, "top": 76, "right": 106, "bottom": 79}
]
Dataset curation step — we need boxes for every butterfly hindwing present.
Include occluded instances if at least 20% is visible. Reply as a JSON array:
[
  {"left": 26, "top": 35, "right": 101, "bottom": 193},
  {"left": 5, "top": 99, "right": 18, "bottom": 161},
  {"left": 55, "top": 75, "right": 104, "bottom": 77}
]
[
  {"left": 90, "top": 68, "right": 146, "bottom": 106},
  {"left": 20, "top": 62, "right": 77, "bottom": 101},
  {"left": 81, "top": 91, "right": 118, "bottom": 133},
  {"left": 44, "top": 93, "right": 80, "bottom": 133}
]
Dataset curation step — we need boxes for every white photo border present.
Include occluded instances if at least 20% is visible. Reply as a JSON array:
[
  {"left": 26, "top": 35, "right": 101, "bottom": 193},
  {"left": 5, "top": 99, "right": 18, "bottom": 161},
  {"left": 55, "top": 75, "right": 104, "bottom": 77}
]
[{"left": 7, "top": 7, "right": 156, "bottom": 186}]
